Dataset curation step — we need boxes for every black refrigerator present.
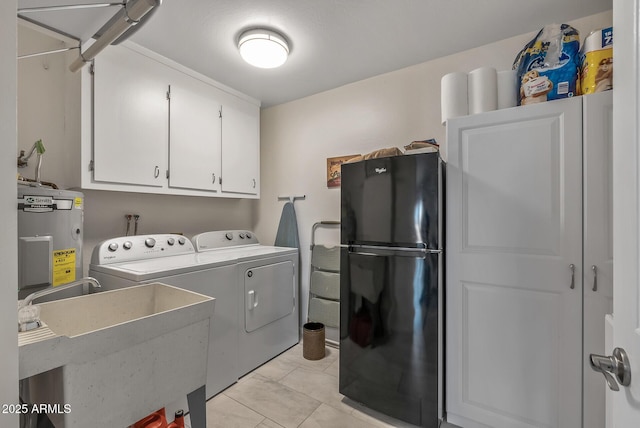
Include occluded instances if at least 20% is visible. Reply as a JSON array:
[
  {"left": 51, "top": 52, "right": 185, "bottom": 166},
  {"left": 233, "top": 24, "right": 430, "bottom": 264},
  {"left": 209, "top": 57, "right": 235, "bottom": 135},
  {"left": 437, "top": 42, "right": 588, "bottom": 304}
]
[{"left": 339, "top": 152, "right": 443, "bottom": 427}]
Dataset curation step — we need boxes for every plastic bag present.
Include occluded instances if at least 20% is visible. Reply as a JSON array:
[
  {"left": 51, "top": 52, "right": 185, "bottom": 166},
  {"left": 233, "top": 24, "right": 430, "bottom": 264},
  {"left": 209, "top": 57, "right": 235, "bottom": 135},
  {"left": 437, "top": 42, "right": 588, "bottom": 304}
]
[{"left": 513, "top": 24, "right": 581, "bottom": 105}]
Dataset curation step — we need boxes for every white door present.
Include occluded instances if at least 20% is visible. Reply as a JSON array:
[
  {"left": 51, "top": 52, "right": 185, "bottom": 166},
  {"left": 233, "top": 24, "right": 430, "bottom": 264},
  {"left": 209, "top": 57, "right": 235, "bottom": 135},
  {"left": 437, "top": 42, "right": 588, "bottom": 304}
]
[
  {"left": 220, "top": 98, "right": 260, "bottom": 195},
  {"left": 446, "top": 97, "right": 583, "bottom": 428},
  {"left": 93, "top": 45, "right": 168, "bottom": 187},
  {"left": 168, "top": 74, "right": 222, "bottom": 192},
  {"left": 583, "top": 91, "right": 614, "bottom": 428},
  {"left": 597, "top": 0, "right": 640, "bottom": 425},
  {"left": 242, "top": 261, "right": 295, "bottom": 333}
]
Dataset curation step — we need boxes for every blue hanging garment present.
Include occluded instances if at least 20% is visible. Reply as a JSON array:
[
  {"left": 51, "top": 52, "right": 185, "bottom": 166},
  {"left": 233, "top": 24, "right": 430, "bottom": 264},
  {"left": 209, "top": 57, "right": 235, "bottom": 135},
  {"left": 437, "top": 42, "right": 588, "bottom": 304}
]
[{"left": 274, "top": 201, "right": 300, "bottom": 248}]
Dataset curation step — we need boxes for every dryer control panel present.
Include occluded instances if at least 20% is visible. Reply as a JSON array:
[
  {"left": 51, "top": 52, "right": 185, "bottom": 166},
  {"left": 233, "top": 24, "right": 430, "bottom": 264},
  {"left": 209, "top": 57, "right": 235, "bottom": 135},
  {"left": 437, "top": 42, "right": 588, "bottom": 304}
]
[
  {"left": 91, "top": 234, "right": 195, "bottom": 265},
  {"left": 193, "top": 230, "right": 259, "bottom": 252}
]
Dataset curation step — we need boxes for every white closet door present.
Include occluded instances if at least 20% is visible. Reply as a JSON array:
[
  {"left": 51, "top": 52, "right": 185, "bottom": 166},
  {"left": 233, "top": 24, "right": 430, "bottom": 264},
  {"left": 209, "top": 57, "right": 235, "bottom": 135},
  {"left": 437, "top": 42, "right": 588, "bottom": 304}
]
[
  {"left": 446, "top": 97, "right": 583, "bottom": 428},
  {"left": 583, "top": 91, "right": 613, "bottom": 428},
  {"left": 93, "top": 45, "right": 168, "bottom": 187}
]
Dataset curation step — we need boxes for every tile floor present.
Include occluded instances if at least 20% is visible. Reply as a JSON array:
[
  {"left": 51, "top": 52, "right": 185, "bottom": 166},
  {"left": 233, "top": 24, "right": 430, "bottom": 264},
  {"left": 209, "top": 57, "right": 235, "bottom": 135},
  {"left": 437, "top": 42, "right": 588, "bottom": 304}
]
[{"left": 183, "top": 343, "right": 435, "bottom": 428}]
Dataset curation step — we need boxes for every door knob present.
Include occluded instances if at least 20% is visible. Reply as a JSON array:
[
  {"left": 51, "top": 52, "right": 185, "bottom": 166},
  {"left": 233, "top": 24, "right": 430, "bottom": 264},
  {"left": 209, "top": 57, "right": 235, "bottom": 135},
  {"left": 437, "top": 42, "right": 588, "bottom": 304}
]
[{"left": 590, "top": 347, "right": 631, "bottom": 391}]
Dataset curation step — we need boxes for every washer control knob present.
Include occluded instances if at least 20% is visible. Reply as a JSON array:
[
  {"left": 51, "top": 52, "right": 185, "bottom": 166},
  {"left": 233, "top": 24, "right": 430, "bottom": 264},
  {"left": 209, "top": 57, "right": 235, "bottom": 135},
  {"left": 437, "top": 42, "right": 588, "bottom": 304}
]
[
  {"left": 225, "top": 232, "right": 233, "bottom": 241},
  {"left": 145, "top": 238, "right": 156, "bottom": 248},
  {"left": 123, "top": 241, "right": 133, "bottom": 250},
  {"left": 246, "top": 232, "right": 252, "bottom": 239},
  {"left": 178, "top": 237, "right": 186, "bottom": 245},
  {"left": 239, "top": 232, "right": 246, "bottom": 239},
  {"left": 167, "top": 237, "right": 175, "bottom": 246},
  {"left": 108, "top": 242, "right": 118, "bottom": 252}
]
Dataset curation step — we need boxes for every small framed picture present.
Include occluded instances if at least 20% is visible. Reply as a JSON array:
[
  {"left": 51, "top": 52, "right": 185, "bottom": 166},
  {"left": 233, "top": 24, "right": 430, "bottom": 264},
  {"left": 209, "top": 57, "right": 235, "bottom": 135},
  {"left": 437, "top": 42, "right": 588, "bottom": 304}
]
[{"left": 327, "top": 155, "right": 358, "bottom": 188}]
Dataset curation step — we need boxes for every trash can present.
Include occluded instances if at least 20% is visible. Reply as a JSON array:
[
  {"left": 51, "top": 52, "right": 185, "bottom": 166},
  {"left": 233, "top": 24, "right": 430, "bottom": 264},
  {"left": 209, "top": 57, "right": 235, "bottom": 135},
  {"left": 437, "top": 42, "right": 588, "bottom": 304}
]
[{"left": 303, "top": 322, "right": 325, "bottom": 360}]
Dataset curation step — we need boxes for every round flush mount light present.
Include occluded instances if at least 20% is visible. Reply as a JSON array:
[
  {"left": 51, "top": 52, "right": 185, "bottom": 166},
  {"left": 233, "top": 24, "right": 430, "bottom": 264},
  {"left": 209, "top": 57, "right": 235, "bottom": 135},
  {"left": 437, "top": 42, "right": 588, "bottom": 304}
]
[{"left": 238, "top": 29, "right": 289, "bottom": 69}]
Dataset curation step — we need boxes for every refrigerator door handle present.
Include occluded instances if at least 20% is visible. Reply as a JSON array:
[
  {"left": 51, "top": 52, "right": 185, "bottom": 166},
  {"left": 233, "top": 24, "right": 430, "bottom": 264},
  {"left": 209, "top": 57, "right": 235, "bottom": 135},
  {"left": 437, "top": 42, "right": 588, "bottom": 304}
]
[
  {"left": 347, "top": 250, "right": 385, "bottom": 257},
  {"left": 344, "top": 244, "right": 442, "bottom": 254}
]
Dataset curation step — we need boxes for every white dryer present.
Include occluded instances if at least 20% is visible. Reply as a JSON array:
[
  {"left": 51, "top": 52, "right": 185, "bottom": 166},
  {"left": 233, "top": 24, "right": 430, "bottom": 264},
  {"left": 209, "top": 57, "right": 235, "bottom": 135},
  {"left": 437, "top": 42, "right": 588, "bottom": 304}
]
[
  {"left": 192, "top": 230, "right": 299, "bottom": 376},
  {"left": 89, "top": 230, "right": 299, "bottom": 404},
  {"left": 88, "top": 234, "right": 239, "bottom": 402}
]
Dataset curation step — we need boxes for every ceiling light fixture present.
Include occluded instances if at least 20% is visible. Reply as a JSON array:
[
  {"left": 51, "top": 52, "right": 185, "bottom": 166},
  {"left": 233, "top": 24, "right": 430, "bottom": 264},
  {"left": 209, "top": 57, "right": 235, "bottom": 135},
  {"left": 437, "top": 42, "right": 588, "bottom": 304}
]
[{"left": 238, "top": 29, "right": 289, "bottom": 69}]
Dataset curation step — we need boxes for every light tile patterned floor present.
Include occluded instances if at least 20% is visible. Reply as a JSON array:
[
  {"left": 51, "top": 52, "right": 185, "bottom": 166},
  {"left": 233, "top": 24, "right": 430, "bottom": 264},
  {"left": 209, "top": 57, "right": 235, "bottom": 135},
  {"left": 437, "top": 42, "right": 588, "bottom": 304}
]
[{"left": 186, "top": 343, "right": 426, "bottom": 428}]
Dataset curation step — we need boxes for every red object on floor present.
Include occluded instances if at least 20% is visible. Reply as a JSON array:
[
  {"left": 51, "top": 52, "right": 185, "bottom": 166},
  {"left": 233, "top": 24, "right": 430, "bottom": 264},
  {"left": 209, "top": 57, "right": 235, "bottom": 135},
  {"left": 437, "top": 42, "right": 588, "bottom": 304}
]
[{"left": 132, "top": 408, "right": 168, "bottom": 428}]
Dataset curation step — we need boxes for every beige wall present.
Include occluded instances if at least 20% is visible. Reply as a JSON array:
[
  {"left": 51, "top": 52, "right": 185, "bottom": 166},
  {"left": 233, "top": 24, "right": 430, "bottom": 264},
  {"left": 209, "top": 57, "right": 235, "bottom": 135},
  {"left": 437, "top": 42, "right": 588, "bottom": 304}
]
[
  {"left": 255, "top": 11, "right": 613, "bottom": 324},
  {"left": 18, "top": 24, "right": 72, "bottom": 188},
  {"left": 2, "top": 1, "right": 19, "bottom": 426},
  {"left": 82, "top": 190, "right": 254, "bottom": 273}
]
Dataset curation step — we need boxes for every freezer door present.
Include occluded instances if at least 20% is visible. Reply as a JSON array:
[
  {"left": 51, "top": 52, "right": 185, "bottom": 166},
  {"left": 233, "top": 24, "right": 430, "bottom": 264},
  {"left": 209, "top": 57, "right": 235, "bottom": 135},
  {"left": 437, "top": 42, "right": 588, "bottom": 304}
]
[
  {"left": 339, "top": 246, "right": 440, "bottom": 427},
  {"left": 340, "top": 153, "right": 441, "bottom": 248}
]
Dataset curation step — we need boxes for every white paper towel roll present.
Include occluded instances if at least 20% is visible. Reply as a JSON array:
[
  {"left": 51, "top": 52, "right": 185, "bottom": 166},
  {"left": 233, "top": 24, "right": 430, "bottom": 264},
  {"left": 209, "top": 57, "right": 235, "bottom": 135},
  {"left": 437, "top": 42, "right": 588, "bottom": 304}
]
[
  {"left": 497, "top": 70, "right": 517, "bottom": 109},
  {"left": 441, "top": 71, "right": 468, "bottom": 125},
  {"left": 468, "top": 67, "right": 498, "bottom": 114}
]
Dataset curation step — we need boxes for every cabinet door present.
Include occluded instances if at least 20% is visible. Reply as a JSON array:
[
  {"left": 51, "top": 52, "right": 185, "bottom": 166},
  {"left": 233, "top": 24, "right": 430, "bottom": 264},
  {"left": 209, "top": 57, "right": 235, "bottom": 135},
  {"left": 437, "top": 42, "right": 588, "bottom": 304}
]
[
  {"left": 583, "top": 91, "right": 613, "bottom": 428},
  {"left": 93, "top": 46, "right": 168, "bottom": 187},
  {"left": 446, "top": 97, "right": 583, "bottom": 428},
  {"left": 169, "top": 75, "right": 222, "bottom": 192},
  {"left": 221, "top": 99, "right": 260, "bottom": 195}
]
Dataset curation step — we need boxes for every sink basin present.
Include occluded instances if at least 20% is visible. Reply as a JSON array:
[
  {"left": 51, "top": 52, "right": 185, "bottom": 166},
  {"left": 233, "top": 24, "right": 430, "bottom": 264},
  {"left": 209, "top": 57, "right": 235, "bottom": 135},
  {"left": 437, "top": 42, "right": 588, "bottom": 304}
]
[{"left": 19, "top": 282, "right": 215, "bottom": 428}]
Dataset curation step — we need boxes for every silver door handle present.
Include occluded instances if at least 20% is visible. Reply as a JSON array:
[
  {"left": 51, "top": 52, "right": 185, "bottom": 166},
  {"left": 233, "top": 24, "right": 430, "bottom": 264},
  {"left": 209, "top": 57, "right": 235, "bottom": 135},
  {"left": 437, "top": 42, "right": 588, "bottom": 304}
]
[
  {"left": 252, "top": 178, "right": 256, "bottom": 188},
  {"left": 590, "top": 347, "right": 631, "bottom": 391},
  {"left": 212, "top": 173, "right": 216, "bottom": 183},
  {"left": 154, "top": 166, "right": 160, "bottom": 178},
  {"left": 247, "top": 290, "right": 258, "bottom": 310},
  {"left": 591, "top": 265, "right": 598, "bottom": 292},
  {"left": 569, "top": 264, "right": 575, "bottom": 289}
]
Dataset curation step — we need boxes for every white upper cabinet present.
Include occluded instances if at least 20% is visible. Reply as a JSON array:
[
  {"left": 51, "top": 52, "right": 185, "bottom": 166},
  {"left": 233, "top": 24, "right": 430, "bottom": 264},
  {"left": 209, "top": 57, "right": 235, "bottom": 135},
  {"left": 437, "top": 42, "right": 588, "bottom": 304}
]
[
  {"left": 84, "top": 43, "right": 260, "bottom": 199},
  {"left": 93, "top": 46, "right": 168, "bottom": 187},
  {"left": 168, "top": 76, "right": 222, "bottom": 193},
  {"left": 221, "top": 97, "right": 260, "bottom": 195}
]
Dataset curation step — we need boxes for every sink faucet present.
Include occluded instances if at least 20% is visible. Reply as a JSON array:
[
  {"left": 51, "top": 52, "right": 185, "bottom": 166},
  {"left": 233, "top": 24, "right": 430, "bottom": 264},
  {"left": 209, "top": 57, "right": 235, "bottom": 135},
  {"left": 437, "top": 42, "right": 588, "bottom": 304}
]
[{"left": 19, "top": 277, "right": 102, "bottom": 309}]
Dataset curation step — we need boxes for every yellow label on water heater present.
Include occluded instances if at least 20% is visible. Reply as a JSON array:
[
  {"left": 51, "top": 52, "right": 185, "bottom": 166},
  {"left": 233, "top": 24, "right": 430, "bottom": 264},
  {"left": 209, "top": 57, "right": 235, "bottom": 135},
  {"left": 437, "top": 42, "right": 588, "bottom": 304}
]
[
  {"left": 52, "top": 248, "right": 76, "bottom": 286},
  {"left": 74, "top": 197, "right": 83, "bottom": 209}
]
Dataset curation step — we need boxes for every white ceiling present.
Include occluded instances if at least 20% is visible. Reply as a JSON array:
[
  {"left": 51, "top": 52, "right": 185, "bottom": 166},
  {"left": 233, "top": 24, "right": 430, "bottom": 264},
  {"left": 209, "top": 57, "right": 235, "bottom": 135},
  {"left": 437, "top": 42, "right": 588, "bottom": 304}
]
[{"left": 19, "top": 0, "right": 612, "bottom": 107}]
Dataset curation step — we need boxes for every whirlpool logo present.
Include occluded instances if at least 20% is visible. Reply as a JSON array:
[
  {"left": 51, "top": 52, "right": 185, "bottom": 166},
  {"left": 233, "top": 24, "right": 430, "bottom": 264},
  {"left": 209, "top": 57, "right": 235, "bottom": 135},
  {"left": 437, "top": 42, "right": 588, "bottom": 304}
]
[{"left": 375, "top": 167, "right": 387, "bottom": 174}]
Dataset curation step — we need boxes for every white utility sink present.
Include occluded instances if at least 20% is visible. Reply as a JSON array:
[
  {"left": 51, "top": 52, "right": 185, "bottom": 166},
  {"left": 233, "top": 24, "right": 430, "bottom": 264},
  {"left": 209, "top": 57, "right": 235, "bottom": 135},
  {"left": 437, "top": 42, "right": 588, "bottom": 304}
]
[{"left": 19, "top": 282, "right": 215, "bottom": 428}]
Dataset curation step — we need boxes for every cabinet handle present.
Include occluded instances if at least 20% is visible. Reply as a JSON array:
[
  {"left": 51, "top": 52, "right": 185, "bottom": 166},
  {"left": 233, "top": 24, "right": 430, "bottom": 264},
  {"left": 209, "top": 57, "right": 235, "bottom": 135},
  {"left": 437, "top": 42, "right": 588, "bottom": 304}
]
[
  {"left": 592, "top": 265, "right": 598, "bottom": 292},
  {"left": 154, "top": 166, "right": 160, "bottom": 178},
  {"left": 252, "top": 178, "right": 256, "bottom": 188},
  {"left": 569, "top": 264, "right": 575, "bottom": 289},
  {"left": 212, "top": 173, "right": 216, "bottom": 183}
]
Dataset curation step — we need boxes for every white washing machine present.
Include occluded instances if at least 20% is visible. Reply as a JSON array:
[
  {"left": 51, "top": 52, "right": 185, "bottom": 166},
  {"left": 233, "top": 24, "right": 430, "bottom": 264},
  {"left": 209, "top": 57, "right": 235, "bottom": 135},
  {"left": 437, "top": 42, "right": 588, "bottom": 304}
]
[
  {"left": 89, "top": 230, "right": 299, "bottom": 406},
  {"left": 192, "top": 230, "right": 299, "bottom": 377},
  {"left": 88, "top": 233, "right": 239, "bottom": 405}
]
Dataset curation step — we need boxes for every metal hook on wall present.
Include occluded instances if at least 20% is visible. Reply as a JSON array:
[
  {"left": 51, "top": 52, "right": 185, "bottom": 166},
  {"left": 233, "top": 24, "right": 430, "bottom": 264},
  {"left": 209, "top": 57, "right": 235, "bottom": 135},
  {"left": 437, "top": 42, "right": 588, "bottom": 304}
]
[{"left": 277, "top": 195, "right": 306, "bottom": 203}]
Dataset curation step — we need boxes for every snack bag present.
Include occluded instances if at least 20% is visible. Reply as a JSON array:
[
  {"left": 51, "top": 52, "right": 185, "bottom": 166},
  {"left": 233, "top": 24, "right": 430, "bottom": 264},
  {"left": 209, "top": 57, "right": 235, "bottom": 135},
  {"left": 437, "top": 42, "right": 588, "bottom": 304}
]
[{"left": 513, "top": 24, "right": 581, "bottom": 105}]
